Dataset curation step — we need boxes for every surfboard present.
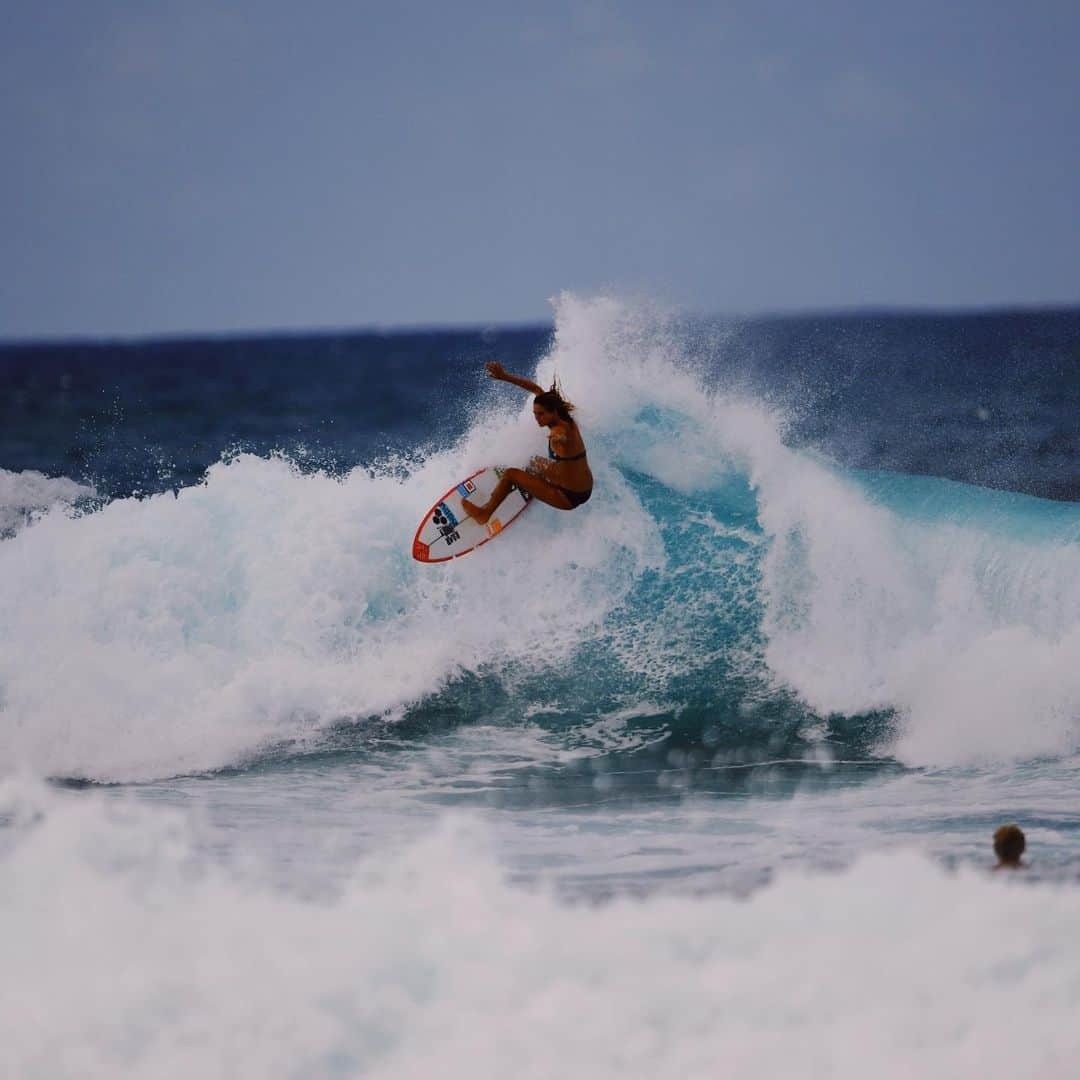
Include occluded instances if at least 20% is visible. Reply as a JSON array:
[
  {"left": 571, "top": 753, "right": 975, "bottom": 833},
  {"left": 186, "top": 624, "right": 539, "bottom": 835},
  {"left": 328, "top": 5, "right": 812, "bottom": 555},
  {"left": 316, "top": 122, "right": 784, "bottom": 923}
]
[{"left": 412, "top": 467, "right": 532, "bottom": 563}]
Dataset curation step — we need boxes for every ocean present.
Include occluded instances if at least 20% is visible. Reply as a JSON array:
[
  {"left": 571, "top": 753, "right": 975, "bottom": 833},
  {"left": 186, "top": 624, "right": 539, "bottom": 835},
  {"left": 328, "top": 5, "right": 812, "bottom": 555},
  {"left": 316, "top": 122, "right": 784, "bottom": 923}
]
[{"left": 2, "top": 293, "right": 1079, "bottom": 1077}]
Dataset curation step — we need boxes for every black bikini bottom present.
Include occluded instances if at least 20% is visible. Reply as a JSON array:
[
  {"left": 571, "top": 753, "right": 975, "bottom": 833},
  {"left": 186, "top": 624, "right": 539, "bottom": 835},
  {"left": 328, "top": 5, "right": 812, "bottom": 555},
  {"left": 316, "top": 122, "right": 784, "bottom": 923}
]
[{"left": 550, "top": 483, "right": 592, "bottom": 508}]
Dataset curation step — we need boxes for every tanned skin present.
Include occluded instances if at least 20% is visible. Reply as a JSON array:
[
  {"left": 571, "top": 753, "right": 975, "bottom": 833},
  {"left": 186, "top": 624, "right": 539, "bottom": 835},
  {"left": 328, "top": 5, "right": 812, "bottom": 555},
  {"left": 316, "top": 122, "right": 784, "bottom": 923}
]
[{"left": 460, "top": 362, "right": 593, "bottom": 525}]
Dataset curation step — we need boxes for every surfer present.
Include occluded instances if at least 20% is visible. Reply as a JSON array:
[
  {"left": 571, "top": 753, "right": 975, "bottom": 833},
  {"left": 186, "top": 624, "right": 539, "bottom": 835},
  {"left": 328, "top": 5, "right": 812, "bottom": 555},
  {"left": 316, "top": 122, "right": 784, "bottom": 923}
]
[
  {"left": 461, "top": 362, "right": 593, "bottom": 525},
  {"left": 992, "top": 824, "right": 1027, "bottom": 870}
]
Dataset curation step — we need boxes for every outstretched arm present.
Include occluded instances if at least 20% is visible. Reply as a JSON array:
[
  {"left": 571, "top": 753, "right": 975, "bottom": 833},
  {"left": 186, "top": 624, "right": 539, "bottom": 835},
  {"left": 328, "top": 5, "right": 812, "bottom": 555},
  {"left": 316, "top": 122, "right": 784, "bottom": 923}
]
[{"left": 486, "top": 361, "right": 543, "bottom": 396}]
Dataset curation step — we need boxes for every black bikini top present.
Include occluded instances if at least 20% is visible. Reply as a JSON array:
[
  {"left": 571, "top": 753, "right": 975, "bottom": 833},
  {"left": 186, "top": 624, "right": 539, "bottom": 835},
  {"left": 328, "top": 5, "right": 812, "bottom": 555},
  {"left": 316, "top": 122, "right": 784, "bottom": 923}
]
[{"left": 548, "top": 434, "right": 587, "bottom": 462}]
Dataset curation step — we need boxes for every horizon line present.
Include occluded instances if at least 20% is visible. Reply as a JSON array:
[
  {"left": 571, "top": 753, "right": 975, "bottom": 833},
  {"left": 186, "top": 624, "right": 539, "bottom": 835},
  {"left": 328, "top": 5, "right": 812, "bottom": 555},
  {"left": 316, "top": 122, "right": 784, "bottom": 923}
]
[{"left": 2, "top": 300, "right": 1078, "bottom": 349}]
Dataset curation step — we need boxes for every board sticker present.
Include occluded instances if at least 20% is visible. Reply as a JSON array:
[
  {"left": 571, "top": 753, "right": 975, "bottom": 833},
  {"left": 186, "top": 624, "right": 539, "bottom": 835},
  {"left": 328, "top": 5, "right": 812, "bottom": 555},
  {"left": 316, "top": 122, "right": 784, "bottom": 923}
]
[{"left": 431, "top": 502, "right": 461, "bottom": 547}]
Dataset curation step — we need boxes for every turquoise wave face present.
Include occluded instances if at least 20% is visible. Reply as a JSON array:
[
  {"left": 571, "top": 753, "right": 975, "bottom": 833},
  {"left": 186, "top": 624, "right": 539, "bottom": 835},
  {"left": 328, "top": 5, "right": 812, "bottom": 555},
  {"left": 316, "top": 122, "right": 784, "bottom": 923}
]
[
  {"left": 311, "top": 453, "right": 1080, "bottom": 801},
  {"left": 291, "top": 465, "right": 888, "bottom": 811},
  {"left": 852, "top": 468, "right": 1080, "bottom": 542}
]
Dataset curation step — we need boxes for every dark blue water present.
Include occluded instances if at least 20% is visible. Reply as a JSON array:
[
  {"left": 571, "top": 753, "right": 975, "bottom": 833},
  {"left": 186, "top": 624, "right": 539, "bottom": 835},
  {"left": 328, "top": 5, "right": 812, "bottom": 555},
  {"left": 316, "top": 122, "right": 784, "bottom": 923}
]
[{"left": 3, "top": 308, "right": 1076, "bottom": 502}]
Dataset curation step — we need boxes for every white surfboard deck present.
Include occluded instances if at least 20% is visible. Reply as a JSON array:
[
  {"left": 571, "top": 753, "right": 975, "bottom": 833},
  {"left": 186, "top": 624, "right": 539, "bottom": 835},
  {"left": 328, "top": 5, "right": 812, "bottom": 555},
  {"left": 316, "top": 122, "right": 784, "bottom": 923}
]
[{"left": 412, "top": 466, "right": 532, "bottom": 563}]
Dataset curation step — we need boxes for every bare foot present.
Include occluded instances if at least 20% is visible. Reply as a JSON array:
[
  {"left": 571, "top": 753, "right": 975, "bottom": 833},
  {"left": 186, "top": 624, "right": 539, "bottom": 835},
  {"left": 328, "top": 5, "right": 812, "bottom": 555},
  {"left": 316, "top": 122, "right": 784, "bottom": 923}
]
[{"left": 460, "top": 497, "right": 491, "bottom": 525}]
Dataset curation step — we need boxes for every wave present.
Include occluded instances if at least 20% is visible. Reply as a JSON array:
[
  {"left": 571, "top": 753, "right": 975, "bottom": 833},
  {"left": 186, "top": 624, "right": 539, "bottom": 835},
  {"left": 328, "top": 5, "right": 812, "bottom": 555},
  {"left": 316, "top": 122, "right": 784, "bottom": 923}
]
[
  {"left": 0, "top": 295, "right": 1077, "bottom": 780},
  {"left": 2, "top": 778, "right": 1078, "bottom": 1079},
  {"left": 0, "top": 467, "right": 95, "bottom": 537}
]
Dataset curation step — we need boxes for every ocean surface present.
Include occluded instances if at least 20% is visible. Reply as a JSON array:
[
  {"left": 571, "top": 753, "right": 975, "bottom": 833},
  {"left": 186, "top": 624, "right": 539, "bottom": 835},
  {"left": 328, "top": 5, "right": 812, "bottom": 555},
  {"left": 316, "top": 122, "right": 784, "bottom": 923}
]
[{"left": 2, "top": 294, "right": 1079, "bottom": 1077}]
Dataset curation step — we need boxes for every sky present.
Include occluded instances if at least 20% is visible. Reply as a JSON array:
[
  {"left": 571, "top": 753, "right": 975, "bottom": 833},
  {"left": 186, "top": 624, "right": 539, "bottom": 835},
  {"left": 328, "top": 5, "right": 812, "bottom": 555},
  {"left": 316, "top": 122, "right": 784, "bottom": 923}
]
[{"left": 2, "top": 0, "right": 1078, "bottom": 338}]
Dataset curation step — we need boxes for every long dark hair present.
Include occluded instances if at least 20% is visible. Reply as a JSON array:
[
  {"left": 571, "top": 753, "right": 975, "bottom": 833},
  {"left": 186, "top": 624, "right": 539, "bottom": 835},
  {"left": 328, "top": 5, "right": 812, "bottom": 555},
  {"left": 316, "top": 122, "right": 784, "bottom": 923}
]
[{"left": 534, "top": 381, "right": 575, "bottom": 424}]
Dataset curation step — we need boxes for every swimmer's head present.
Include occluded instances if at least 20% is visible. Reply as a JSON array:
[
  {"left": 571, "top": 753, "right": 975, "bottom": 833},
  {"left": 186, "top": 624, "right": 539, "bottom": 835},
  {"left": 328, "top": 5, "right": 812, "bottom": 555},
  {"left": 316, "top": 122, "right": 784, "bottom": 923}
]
[
  {"left": 533, "top": 385, "right": 575, "bottom": 426},
  {"left": 993, "top": 823, "right": 1026, "bottom": 867}
]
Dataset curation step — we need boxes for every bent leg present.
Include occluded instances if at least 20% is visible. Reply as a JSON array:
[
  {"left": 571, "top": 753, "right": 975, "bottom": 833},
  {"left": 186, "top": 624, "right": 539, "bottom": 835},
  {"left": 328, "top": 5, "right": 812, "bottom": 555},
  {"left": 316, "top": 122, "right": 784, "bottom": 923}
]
[
  {"left": 461, "top": 471, "right": 516, "bottom": 525},
  {"left": 502, "top": 468, "right": 574, "bottom": 510},
  {"left": 461, "top": 467, "right": 572, "bottom": 524}
]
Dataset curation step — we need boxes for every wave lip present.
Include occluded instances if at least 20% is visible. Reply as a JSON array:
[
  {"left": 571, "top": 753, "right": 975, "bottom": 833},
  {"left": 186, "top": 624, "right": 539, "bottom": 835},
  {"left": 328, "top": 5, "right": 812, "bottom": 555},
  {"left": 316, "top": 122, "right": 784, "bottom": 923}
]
[
  {"left": 546, "top": 295, "right": 1080, "bottom": 769},
  {"left": 0, "top": 468, "right": 95, "bottom": 537},
  {"left": 757, "top": 462, "right": 1080, "bottom": 766}
]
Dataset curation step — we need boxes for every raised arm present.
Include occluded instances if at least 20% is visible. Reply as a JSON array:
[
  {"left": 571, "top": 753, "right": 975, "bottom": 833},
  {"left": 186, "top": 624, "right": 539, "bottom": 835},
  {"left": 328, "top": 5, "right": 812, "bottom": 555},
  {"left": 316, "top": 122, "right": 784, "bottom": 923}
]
[{"left": 486, "top": 361, "right": 544, "bottom": 396}]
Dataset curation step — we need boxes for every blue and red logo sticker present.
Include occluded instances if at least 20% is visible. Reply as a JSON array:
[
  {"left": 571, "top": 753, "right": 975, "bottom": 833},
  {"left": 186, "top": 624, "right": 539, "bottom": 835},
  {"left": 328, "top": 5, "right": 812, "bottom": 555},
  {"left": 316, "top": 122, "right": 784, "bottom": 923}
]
[{"left": 432, "top": 501, "right": 461, "bottom": 546}]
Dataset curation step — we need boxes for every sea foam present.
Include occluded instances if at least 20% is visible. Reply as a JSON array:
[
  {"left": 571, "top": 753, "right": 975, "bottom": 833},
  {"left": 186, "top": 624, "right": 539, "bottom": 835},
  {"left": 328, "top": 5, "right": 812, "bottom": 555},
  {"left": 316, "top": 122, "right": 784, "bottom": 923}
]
[
  {"left": 0, "top": 467, "right": 94, "bottom": 536},
  {"left": 1, "top": 778, "right": 1078, "bottom": 1080}
]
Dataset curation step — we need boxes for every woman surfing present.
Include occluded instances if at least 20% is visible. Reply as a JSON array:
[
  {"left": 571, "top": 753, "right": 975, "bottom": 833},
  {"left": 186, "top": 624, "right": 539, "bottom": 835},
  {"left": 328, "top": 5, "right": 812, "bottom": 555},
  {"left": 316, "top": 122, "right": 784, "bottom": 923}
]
[{"left": 460, "top": 362, "right": 593, "bottom": 525}]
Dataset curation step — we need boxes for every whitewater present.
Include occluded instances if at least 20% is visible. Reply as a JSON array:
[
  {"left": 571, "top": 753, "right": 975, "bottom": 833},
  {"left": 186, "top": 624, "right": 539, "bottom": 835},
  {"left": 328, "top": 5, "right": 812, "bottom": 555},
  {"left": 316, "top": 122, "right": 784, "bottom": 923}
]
[{"left": 2, "top": 295, "right": 1079, "bottom": 1076}]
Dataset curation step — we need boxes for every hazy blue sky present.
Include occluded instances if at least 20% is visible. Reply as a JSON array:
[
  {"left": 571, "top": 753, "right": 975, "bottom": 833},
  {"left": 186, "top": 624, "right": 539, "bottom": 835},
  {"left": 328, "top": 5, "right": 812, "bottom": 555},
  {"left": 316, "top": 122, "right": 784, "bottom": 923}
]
[{"left": 3, "top": 1, "right": 1078, "bottom": 338}]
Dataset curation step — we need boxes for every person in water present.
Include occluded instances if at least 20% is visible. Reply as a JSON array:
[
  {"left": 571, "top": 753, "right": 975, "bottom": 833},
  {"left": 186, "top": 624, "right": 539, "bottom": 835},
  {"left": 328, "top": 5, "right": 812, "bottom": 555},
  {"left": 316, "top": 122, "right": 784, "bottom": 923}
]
[
  {"left": 461, "top": 361, "right": 593, "bottom": 525},
  {"left": 992, "top": 823, "right": 1027, "bottom": 870}
]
